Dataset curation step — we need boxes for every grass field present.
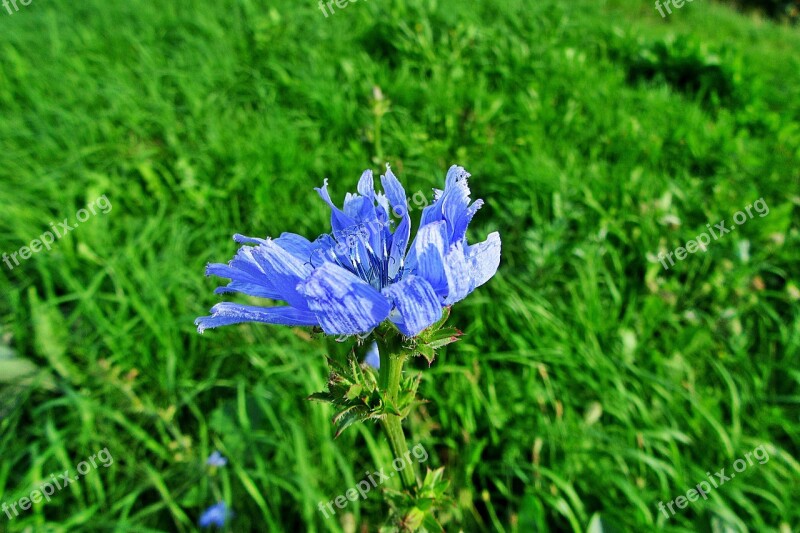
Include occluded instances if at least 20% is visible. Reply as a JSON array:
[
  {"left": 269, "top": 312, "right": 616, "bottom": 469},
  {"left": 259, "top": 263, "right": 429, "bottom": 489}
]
[{"left": 0, "top": 0, "right": 798, "bottom": 531}]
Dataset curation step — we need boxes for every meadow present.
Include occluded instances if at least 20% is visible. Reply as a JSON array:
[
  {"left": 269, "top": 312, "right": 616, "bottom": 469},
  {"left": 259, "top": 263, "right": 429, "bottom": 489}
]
[{"left": 0, "top": 0, "right": 798, "bottom": 531}]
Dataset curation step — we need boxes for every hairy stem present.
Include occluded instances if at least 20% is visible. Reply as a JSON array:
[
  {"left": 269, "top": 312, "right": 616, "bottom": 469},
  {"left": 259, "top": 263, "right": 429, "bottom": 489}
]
[{"left": 378, "top": 339, "right": 418, "bottom": 491}]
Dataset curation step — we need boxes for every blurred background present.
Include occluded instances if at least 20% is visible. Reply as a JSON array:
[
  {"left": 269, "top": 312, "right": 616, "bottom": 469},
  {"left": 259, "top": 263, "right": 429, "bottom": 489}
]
[{"left": 0, "top": 0, "right": 798, "bottom": 531}]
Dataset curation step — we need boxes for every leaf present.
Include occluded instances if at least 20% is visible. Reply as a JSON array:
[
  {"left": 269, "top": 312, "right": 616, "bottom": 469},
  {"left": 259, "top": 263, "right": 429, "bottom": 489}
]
[
  {"left": 345, "top": 383, "right": 363, "bottom": 400},
  {"left": 425, "top": 327, "right": 462, "bottom": 350},
  {"left": 332, "top": 406, "right": 371, "bottom": 438},
  {"left": 417, "top": 344, "right": 435, "bottom": 365},
  {"left": 421, "top": 513, "right": 445, "bottom": 532}
]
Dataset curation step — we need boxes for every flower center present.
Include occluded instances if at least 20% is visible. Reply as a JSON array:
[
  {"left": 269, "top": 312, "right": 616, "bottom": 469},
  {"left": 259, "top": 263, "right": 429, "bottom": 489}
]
[{"left": 311, "top": 222, "right": 403, "bottom": 291}]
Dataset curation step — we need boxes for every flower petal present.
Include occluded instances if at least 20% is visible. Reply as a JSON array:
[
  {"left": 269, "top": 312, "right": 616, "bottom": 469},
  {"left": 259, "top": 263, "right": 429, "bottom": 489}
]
[
  {"left": 298, "top": 263, "right": 392, "bottom": 335},
  {"left": 408, "top": 221, "right": 449, "bottom": 296},
  {"left": 206, "top": 236, "right": 308, "bottom": 302},
  {"left": 206, "top": 261, "right": 280, "bottom": 299},
  {"left": 383, "top": 275, "right": 442, "bottom": 336},
  {"left": 195, "top": 303, "right": 318, "bottom": 333},
  {"left": 357, "top": 169, "right": 375, "bottom": 200},
  {"left": 441, "top": 242, "right": 472, "bottom": 305},
  {"left": 388, "top": 215, "right": 410, "bottom": 279},
  {"left": 467, "top": 231, "right": 501, "bottom": 289},
  {"left": 419, "top": 165, "right": 484, "bottom": 246},
  {"left": 407, "top": 222, "right": 493, "bottom": 305},
  {"left": 199, "top": 502, "right": 230, "bottom": 528},
  {"left": 380, "top": 165, "right": 407, "bottom": 216},
  {"left": 315, "top": 179, "right": 357, "bottom": 232},
  {"left": 230, "top": 238, "right": 313, "bottom": 309},
  {"left": 274, "top": 232, "right": 315, "bottom": 262},
  {"left": 442, "top": 166, "right": 473, "bottom": 239},
  {"left": 381, "top": 166, "right": 412, "bottom": 279}
]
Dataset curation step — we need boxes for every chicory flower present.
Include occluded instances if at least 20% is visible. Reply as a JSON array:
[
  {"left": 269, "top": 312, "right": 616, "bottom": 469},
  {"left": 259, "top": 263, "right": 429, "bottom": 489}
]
[
  {"left": 199, "top": 502, "right": 230, "bottom": 528},
  {"left": 206, "top": 451, "right": 227, "bottom": 467},
  {"left": 196, "top": 165, "right": 500, "bottom": 337}
]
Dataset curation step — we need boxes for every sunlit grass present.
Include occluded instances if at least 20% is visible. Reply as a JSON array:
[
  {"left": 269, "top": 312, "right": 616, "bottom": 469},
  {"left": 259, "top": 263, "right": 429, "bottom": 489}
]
[{"left": 0, "top": 0, "right": 797, "bottom": 531}]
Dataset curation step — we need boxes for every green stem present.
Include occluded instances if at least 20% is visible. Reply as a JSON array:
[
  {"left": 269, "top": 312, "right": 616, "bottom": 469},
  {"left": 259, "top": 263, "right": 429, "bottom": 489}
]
[{"left": 378, "top": 339, "right": 418, "bottom": 491}]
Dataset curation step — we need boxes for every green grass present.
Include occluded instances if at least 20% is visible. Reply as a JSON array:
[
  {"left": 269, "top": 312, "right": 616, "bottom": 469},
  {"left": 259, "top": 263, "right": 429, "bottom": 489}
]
[{"left": 0, "top": 0, "right": 798, "bottom": 531}]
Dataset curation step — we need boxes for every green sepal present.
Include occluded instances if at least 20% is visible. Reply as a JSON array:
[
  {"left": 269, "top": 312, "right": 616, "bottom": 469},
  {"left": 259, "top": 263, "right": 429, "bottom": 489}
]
[
  {"left": 309, "top": 348, "right": 423, "bottom": 437},
  {"left": 402, "top": 307, "right": 463, "bottom": 365}
]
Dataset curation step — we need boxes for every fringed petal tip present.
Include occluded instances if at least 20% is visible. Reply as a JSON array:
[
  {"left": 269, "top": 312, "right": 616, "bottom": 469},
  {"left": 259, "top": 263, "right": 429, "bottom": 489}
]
[
  {"left": 194, "top": 302, "right": 318, "bottom": 334},
  {"left": 195, "top": 315, "right": 210, "bottom": 334},
  {"left": 233, "top": 233, "right": 269, "bottom": 245},
  {"left": 446, "top": 165, "right": 471, "bottom": 185}
]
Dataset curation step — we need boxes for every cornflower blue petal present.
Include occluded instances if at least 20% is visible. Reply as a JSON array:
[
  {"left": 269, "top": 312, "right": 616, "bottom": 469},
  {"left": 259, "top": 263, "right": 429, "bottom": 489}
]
[
  {"left": 207, "top": 233, "right": 317, "bottom": 301},
  {"left": 419, "top": 190, "right": 445, "bottom": 228},
  {"left": 274, "top": 232, "right": 315, "bottom": 261},
  {"left": 231, "top": 233, "right": 268, "bottom": 245},
  {"left": 382, "top": 275, "right": 441, "bottom": 336},
  {"left": 199, "top": 502, "right": 230, "bottom": 528},
  {"left": 441, "top": 166, "right": 484, "bottom": 244},
  {"left": 316, "top": 179, "right": 358, "bottom": 232},
  {"left": 310, "top": 233, "right": 347, "bottom": 270},
  {"left": 357, "top": 169, "right": 375, "bottom": 200},
  {"left": 441, "top": 166, "right": 472, "bottom": 233},
  {"left": 441, "top": 242, "right": 472, "bottom": 305},
  {"left": 298, "top": 263, "right": 392, "bottom": 335},
  {"left": 388, "top": 215, "right": 410, "bottom": 279},
  {"left": 364, "top": 341, "right": 380, "bottom": 369},
  {"left": 408, "top": 222, "right": 491, "bottom": 305},
  {"left": 195, "top": 303, "right": 318, "bottom": 333},
  {"left": 408, "top": 222, "right": 449, "bottom": 296},
  {"left": 347, "top": 168, "right": 393, "bottom": 280},
  {"left": 380, "top": 165, "right": 408, "bottom": 216},
  {"left": 452, "top": 198, "right": 484, "bottom": 244},
  {"left": 466, "top": 231, "right": 502, "bottom": 289},
  {"left": 232, "top": 237, "right": 313, "bottom": 309},
  {"left": 419, "top": 165, "right": 484, "bottom": 246},
  {"left": 383, "top": 166, "right": 411, "bottom": 280},
  {"left": 206, "top": 451, "right": 227, "bottom": 467},
  {"left": 343, "top": 193, "right": 374, "bottom": 221},
  {"left": 206, "top": 262, "right": 279, "bottom": 299},
  {"left": 207, "top": 246, "right": 287, "bottom": 300},
  {"left": 350, "top": 199, "right": 390, "bottom": 271},
  {"left": 375, "top": 192, "right": 391, "bottom": 219}
]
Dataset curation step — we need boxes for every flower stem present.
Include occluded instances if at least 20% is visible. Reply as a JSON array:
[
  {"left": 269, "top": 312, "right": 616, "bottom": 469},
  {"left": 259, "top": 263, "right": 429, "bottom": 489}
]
[{"left": 378, "top": 340, "right": 418, "bottom": 491}]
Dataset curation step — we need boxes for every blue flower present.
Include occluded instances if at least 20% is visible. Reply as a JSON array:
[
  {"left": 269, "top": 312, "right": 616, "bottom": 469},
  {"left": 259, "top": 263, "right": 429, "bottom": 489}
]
[
  {"left": 199, "top": 502, "right": 230, "bottom": 528},
  {"left": 364, "top": 341, "right": 380, "bottom": 369},
  {"left": 206, "top": 451, "right": 227, "bottom": 467},
  {"left": 196, "top": 165, "right": 500, "bottom": 337}
]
